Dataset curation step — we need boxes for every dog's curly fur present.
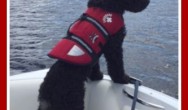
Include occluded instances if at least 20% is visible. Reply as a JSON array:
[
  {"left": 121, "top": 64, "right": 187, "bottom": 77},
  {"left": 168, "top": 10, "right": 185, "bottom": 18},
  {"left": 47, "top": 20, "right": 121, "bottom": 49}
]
[{"left": 38, "top": 0, "right": 150, "bottom": 110}]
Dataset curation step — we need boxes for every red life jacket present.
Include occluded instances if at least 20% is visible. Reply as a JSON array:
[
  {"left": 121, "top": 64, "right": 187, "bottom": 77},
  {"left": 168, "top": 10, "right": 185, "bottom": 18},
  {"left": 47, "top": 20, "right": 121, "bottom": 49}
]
[{"left": 48, "top": 7, "right": 125, "bottom": 65}]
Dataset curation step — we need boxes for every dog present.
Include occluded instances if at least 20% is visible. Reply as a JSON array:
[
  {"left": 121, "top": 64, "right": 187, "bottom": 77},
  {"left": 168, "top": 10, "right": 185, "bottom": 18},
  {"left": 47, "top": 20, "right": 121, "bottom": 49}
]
[{"left": 37, "top": 0, "right": 150, "bottom": 110}]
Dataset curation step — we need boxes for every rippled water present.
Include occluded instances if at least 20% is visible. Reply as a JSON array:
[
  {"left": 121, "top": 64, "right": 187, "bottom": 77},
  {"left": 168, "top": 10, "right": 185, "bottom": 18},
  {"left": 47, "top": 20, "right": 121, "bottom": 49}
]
[{"left": 10, "top": 0, "right": 179, "bottom": 98}]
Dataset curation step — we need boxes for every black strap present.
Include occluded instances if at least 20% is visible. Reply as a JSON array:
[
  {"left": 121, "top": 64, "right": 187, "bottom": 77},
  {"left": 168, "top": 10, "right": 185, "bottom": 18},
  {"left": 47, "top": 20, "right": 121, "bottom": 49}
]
[
  {"left": 67, "top": 18, "right": 80, "bottom": 34},
  {"left": 66, "top": 14, "right": 110, "bottom": 51},
  {"left": 66, "top": 14, "right": 111, "bottom": 55},
  {"left": 64, "top": 35, "right": 94, "bottom": 55},
  {"left": 79, "top": 14, "right": 109, "bottom": 40}
]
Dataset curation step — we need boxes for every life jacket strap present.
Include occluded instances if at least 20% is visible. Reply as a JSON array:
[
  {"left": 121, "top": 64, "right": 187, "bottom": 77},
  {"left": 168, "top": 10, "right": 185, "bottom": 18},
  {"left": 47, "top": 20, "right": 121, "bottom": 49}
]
[
  {"left": 67, "top": 14, "right": 110, "bottom": 41},
  {"left": 79, "top": 14, "right": 109, "bottom": 40},
  {"left": 65, "top": 34, "right": 94, "bottom": 56}
]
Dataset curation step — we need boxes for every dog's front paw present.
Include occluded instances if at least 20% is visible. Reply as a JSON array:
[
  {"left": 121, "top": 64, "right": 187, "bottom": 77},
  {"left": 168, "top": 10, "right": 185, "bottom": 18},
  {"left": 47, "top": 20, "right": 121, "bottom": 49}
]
[
  {"left": 113, "top": 75, "right": 130, "bottom": 84},
  {"left": 89, "top": 71, "right": 103, "bottom": 81}
]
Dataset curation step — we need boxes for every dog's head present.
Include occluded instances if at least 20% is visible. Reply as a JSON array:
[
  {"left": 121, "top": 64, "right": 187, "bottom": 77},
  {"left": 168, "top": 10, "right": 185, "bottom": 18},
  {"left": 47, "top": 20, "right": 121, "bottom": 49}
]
[{"left": 88, "top": 0, "right": 150, "bottom": 14}]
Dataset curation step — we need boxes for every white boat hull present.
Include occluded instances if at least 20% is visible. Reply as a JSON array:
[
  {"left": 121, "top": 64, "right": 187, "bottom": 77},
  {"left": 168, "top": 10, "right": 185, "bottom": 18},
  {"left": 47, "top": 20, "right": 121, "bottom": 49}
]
[{"left": 10, "top": 69, "right": 178, "bottom": 110}]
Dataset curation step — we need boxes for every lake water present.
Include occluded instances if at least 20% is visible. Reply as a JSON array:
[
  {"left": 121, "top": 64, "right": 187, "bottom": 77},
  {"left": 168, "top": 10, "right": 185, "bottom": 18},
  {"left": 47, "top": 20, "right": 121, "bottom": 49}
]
[{"left": 10, "top": 0, "right": 179, "bottom": 98}]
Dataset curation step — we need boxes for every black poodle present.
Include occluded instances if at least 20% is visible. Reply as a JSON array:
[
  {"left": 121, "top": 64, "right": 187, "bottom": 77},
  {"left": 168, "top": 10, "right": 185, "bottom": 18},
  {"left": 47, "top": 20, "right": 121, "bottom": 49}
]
[{"left": 38, "top": 0, "right": 150, "bottom": 110}]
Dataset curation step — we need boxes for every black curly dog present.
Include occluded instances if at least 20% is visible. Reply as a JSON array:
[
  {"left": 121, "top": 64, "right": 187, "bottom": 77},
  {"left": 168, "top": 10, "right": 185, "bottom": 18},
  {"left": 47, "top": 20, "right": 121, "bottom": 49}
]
[{"left": 38, "top": 0, "right": 149, "bottom": 110}]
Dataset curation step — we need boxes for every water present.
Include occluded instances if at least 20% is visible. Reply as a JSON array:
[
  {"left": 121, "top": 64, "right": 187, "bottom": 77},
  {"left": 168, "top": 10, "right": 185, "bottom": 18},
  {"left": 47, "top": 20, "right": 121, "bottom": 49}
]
[{"left": 10, "top": 0, "right": 179, "bottom": 98}]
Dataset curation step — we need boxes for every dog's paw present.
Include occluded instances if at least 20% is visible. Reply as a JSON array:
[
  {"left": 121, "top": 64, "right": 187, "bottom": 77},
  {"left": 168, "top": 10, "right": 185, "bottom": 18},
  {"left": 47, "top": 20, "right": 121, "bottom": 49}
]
[
  {"left": 113, "top": 75, "right": 130, "bottom": 84},
  {"left": 89, "top": 71, "right": 103, "bottom": 81}
]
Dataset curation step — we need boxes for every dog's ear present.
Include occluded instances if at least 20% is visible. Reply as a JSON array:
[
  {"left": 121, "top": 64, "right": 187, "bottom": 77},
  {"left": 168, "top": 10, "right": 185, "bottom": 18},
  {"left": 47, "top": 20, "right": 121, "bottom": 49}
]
[{"left": 121, "top": 0, "right": 150, "bottom": 12}]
